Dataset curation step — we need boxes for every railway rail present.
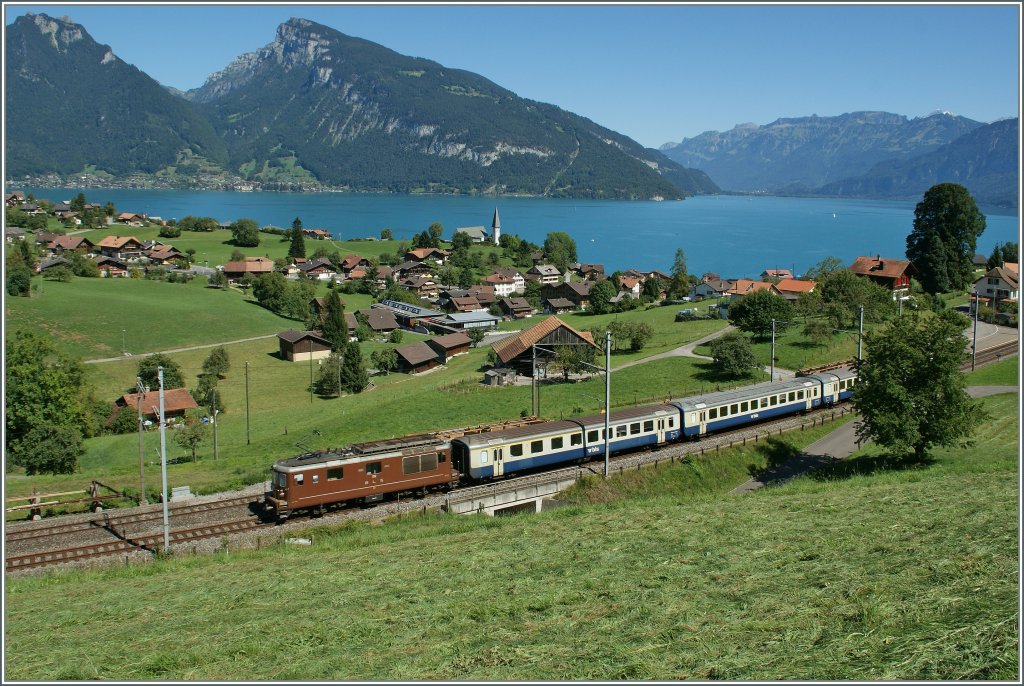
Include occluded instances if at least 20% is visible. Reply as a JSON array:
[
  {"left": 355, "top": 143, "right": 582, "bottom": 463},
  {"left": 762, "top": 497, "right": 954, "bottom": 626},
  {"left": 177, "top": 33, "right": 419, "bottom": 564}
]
[{"left": 966, "top": 340, "right": 1018, "bottom": 369}]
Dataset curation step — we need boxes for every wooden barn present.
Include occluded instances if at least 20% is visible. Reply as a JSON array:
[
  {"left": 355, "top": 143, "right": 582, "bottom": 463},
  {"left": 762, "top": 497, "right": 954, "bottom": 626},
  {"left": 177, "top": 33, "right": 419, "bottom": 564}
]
[
  {"left": 490, "top": 316, "right": 598, "bottom": 377},
  {"left": 426, "top": 332, "right": 472, "bottom": 363},
  {"left": 278, "top": 330, "right": 332, "bottom": 362},
  {"left": 395, "top": 341, "right": 442, "bottom": 374}
]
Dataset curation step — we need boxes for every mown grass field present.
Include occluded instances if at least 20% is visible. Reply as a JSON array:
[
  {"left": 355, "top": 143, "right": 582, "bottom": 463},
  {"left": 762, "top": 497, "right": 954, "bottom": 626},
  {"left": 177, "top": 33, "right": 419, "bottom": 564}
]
[{"left": 4, "top": 394, "right": 1016, "bottom": 681}]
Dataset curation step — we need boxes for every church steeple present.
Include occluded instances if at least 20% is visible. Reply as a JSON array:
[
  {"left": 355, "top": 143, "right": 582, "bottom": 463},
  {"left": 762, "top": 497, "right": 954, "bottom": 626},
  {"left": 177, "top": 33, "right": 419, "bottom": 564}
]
[{"left": 491, "top": 207, "right": 501, "bottom": 245}]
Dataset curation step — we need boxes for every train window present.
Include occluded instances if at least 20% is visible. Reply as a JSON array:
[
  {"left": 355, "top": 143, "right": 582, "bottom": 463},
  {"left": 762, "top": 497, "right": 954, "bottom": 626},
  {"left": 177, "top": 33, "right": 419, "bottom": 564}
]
[
  {"left": 587, "top": 430, "right": 599, "bottom": 442},
  {"left": 571, "top": 433, "right": 582, "bottom": 446},
  {"left": 422, "top": 453, "right": 437, "bottom": 472},
  {"left": 730, "top": 404, "right": 739, "bottom": 415},
  {"left": 479, "top": 450, "right": 489, "bottom": 464},
  {"left": 740, "top": 401, "right": 748, "bottom": 412},
  {"left": 616, "top": 425, "right": 627, "bottom": 437},
  {"left": 295, "top": 473, "right": 304, "bottom": 485},
  {"left": 366, "top": 462, "right": 382, "bottom": 475},
  {"left": 531, "top": 440, "right": 543, "bottom": 453},
  {"left": 327, "top": 467, "right": 343, "bottom": 481},
  {"left": 510, "top": 443, "right": 523, "bottom": 457},
  {"left": 644, "top": 420, "right": 654, "bottom": 432},
  {"left": 630, "top": 423, "right": 641, "bottom": 435},
  {"left": 788, "top": 392, "right": 796, "bottom": 402},
  {"left": 439, "top": 454, "right": 446, "bottom": 463},
  {"left": 404, "top": 456, "right": 421, "bottom": 474},
  {"left": 312, "top": 474, "right": 319, "bottom": 484},
  {"left": 709, "top": 408, "right": 718, "bottom": 419},
  {"left": 668, "top": 417, "right": 674, "bottom": 428},
  {"left": 798, "top": 390, "right": 804, "bottom": 400},
  {"left": 770, "top": 396, "right": 777, "bottom": 406},
  {"left": 552, "top": 437, "right": 563, "bottom": 450}
]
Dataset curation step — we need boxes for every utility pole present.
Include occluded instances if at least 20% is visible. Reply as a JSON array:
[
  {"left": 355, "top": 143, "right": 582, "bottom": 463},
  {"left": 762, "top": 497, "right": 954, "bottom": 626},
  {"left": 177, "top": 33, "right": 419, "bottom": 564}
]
[
  {"left": 309, "top": 343, "right": 314, "bottom": 403},
  {"left": 770, "top": 318, "right": 776, "bottom": 380},
  {"left": 210, "top": 388, "right": 219, "bottom": 461},
  {"left": 136, "top": 377, "right": 147, "bottom": 505},
  {"left": 244, "top": 361, "right": 251, "bottom": 445},
  {"left": 604, "top": 331, "right": 611, "bottom": 479},
  {"left": 531, "top": 345, "right": 537, "bottom": 416},
  {"left": 857, "top": 305, "right": 864, "bottom": 362},
  {"left": 157, "top": 367, "right": 170, "bottom": 553},
  {"left": 972, "top": 292, "right": 979, "bottom": 371}
]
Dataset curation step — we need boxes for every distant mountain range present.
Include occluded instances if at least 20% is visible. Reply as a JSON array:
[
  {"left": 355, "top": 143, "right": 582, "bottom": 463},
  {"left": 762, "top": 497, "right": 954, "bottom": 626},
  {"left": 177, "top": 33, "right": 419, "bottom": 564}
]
[
  {"left": 5, "top": 13, "right": 718, "bottom": 200},
  {"left": 661, "top": 112, "right": 1018, "bottom": 208}
]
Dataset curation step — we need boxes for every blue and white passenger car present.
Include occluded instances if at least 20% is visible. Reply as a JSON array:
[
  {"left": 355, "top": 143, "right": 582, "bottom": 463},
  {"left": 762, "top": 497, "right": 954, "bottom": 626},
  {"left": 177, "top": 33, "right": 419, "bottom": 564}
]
[
  {"left": 569, "top": 405, "right": 682, "bottom": 457},
  {"left": 672, "top": 377, "right": 823, "bottom": 438},
  {"left": 451, "top": 420, "right": 585, "bottom": 479}
]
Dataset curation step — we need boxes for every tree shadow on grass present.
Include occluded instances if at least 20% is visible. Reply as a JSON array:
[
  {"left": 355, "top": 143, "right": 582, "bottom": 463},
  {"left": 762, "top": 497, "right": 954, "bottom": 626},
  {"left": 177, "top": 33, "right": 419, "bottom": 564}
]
[
  {"left": 745, "top": 437, "right": 802, "bottom": 478},
  {"left": 807, "top": 451, "right": 935, "bottom": 481},
  {"left": 690, "top": 360, "right": 763, "bottom": 388}
]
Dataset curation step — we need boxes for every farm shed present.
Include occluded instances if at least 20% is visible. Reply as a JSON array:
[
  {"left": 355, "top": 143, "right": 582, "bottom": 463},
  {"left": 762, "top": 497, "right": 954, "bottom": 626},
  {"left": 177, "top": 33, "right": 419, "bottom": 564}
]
[
  {"left": 395, "top": 341, "right": 442, "bottom": 374},
  {"left": 278, "top": 330, "right": 332, "bottom": 362},
  {"left": 490, "top": 316, "right": 598, "bottom": 377},
  {"left": 426, "top": 331, "right": 472, "bottom": 363},
  {"left": 112, "top": 388, "right": 198, "bottom": 423}
]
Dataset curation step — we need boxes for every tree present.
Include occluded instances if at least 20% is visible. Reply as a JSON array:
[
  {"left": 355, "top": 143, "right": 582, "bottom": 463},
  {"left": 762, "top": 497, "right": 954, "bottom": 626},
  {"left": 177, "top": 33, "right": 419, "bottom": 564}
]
[
  {"left": 230, "top": 248, "right": 246, "bottom": 262},
  {"left": 625, "top": 321, "right": 654, "bottom": 352},
  {"left": 550, "top": 344, "right": 598, "bottom": 381},
  {"left": 642, "top": 276, "right": 662, "bottom": 301},
  {"left": 804, "top": 256, "right": 846, "bottom": 280},
  {"left": 340, "top": 344, "right": 369, "bottom": 394},
  {"left": 136, "top": 353, "right": 185, "bottom": 391},
  {"left": 451, "top": 230, "right": 473, "bottom": 253},
  {"left": 804, "top": 269, "right": 896, "bottom": 330},
  {"left": 588, "top": 279, "right": 617, "bottom": 315},
  {"left": 6, "top": 261, "right": 33, "bottom": 296},
  {"left": 207, "top": 270, "right": 228, "bottom": 288},
  {"left": 380, "top": 228, "right": 393, "bottom": 240},
  {"left": 458, "top": 266, "right": 475, "bottom": 289},
  {"left": 803, "top": 319, "right": 834, "bottom": 347},
  {"left": 289, "top": 218, "right": 306, "bottom": 259},
  {"left": 906, "top": 183, "right": 986, "bottom": 294},
  {"left": 230, "top": 218, "right": 261, "bottom": 247},
  {"left": 320, "top": 289, "right": 349, "bottom": 352},
  {"left": 370, "top": 348, "right": 399, "bottom": 375},
  {"left": 543, "top": 232, "right": 577, "bottom": 271},
  {"left": 194, "top": 373, "right": 225, "bottom": 415},
  {"left": 709, "top": 332, "right": 759, "bottom": 378},
  {"left": 202, "top": 346, "right": 231, "bottom": 378},
  {"left": 986, "top": 243, "right": 1005, "bottom": 270},
  {"left": 10, "top": 424, "right": 82, "bottom": 475},
  {"left": 427, "top": 222, "right": 444, "bottom": 247},
  {"left": 728, "top": 290, "right": 793, "bottom": 339},
  {"left": 315, "top": 352, "right": 343, "bottom": 397},
  {"left": 252, "top": 272, "right": 288, "bottom": 313},
  {"left": 466, "top": 327, "right": 486, "bottom": 348},
  {"left": 175, "top": 410, "right": 209, "bottom": 462},
  {"left": 388, "top": 329, "right": 404, "bottom": 344},
  {"left": 854, "top": 313, "right": 984, "bottom": 461}
]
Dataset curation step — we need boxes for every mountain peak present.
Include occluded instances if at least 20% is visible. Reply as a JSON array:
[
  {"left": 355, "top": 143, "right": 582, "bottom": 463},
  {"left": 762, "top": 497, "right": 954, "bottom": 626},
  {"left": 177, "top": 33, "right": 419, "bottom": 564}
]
[{"left": 22, "top": 12, "right": 87, "bottom": 54}]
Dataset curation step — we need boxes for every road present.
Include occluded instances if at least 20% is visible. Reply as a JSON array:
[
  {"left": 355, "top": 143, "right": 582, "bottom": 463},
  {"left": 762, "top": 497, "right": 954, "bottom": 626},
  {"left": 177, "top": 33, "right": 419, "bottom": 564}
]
[{"left": 84, "top": 334, "right": 277, "bottom": 364}]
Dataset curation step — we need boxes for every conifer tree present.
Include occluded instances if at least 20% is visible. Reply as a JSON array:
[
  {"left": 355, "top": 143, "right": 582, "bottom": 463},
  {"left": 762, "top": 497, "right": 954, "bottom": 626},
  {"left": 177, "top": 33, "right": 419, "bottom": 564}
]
[
  {"left": 340, "top": 343, "right": 369, "bottom": 394},
  {"left": 321, "top": 289, "right": 349, "bottom": 352},
  {"left": 289, "top": 218, "right": 306, "bottom": 259}
]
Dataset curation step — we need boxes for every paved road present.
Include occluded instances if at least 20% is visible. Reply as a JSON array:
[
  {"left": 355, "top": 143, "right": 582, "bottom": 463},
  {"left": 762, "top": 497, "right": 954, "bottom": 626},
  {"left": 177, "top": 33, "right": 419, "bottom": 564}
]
[
  {"left": 84, "top": 334, "right": 278, "bottom": 364},
  {"left": 731, "top": 384, "right": 1018, "bottom": 494}
]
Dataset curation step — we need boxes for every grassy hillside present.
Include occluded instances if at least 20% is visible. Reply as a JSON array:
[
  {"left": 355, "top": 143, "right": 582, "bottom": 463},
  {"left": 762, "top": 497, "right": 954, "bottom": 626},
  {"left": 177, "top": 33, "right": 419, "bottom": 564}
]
[{"left": 4, "top": 394, "right": 1016, "bottom": 681}]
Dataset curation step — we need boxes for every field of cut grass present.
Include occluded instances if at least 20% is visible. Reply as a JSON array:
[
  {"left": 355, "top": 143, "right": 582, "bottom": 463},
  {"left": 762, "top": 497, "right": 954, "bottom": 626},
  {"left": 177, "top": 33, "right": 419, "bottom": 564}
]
[
  {"left": 4, "top": 394, "right": 1016, "bottom": 681},
  {"left": 964, "top": 356, "right": 1019, "bottom": 386}
]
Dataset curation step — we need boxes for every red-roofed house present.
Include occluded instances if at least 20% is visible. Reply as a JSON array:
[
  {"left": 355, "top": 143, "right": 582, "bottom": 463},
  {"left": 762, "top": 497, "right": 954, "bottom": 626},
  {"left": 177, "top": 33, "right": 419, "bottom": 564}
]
[
  {"left": 848, "top": 255, "right": 917, "bottom": 300},
  {"left": 760, "top": 269, "right": 793, "bottom": 281},
  {"left": 113, "top": 388, "right": 198, "bottom": 422},
  {"left": 96, "top": 236, "right": 145, "bottom": 259},
  {"left": 771, "top": 278, "right": 817, "bottom": 301},
  {"left": 726, "top": 279, "right": 774, "bottom": 299}
]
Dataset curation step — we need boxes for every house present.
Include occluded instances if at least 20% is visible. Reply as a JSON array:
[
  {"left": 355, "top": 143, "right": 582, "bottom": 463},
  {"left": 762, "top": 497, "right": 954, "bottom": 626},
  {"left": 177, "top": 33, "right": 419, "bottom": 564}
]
[
  {"left": 5, "top": 191, "right": 25, "bottom": 207},
  {"left": 394, "top": 260, "right": 433, "bottom": 279},
  {"left": 439, "top": 311, "right": 501, "bottom": 331},
  {"left": 116, "top": 212, "right": 146, "bottom": 227},
  {"left": 726, "top": 279, "right": 774, "bottom": 298},
  {"left": 339, "top": 254, "right": 369, "bottom": 277},
  {"left": 96, "top": 236, "right": 146, "bottom": 260},
  {"left": 33, "top": 231, "right": 60, "bottom": 247},
  {"left": 5, "top": 227, "right": 26, "bottom": 244},
  {"left": 20, "top": 203, "right": 44, "bottom": 215},
  {"left": 395, "top": 341, "right": 443, "bottom": 374},
  {"left": 760, "top": 269, "right": 794, "bottom": 281},
  {"left": 689, "top": 279, "right": 733, "bottom": 300},
  {"left": 359, "top": 308, "right": 400, "bottom": 334},
  {"left": 544, "top": 297, "right": 577, "bottom": 314},
  {"left": 47, "top": 235, "right": 94, "bottom": 255},
  {"left": 302, "top": 228, "right": 332, "bottom": 240},
  {"left": 277, "top": 330, "right": 332, "bottom": 362},
  {"left": 298, "top": 258, "right": 338, "bottom": 281},
  {"left": 771, "top": 278, "right": 817, "bottom": 302},
  {"left": 222, "top": 256, "right": 276, "bottom": 281},
  {"left": 454, "top": 226, "right": 488, "bottom": 243},
  {"left": 467, "top": 284, "right": 497, "bottom": 308},
  {"left": 56, "top": 211, "right": 81, "bottom": 225},
  {"left": 489, "top": 267, "right": 526, "bottom": 294},
  {"left": 973, "top": 266, "right": 1019, "bottom": 303},
  {"left": 146, "top": 246, "right": 185, "bottom": 265},
  {"left": 426, "top": 331, "right": 473, "bottom": 363},
  {"left": 37, "top": 256, "right": 72, "bottom": 273},
  {"left": 113, "top": 388, "right": 198, "bottom": 422},
  {"left": 848, "top": 255, "right": 917, "bottom": 300},
  {"left": 344, "top": 313, "right": 359, "bottom": 341},
  {"left": 577, "top": 264, "right": 605, "bottom": 280},
  {"left": 490, "top": 316, "right": 598, "bottom": 377},
  {"left": 526, "top": 264, "right": 562, "bottom": 285},
  {"left": 94, "top": 256, "right": 129, "bottom": 278},
  {"left": 483, "top": 273, "right": 518, "bottom": 298},
  {"left": 401, "top": 274, "right": 439, "bottom": 298},
  {"left": 310, "top": 296, "right": 347, "bottom": 322},
  {"left": 972, "top": 254, "right": 989, "bottom": 268},
  {"left": 405, "top": 247, "right": 449, "bottom": 264},
  {"left": 701, "top": 272, "right": 721, "bottom": 283},
  {"left": 374, "top": 265, "right": 395, "bottom": 288},
  {"left": 499, "top": 297, "right": 533, "bottom": 319},
  {"left": 619, "top": 276, "right": 642, "bottom": 298},
  {"left": 449, "top": 296, "right": 483, "bottom": 313},
  {"left": 542, "top": 281, "right": 592, "bottom": 310},
  {"left": 52, "top": 202, "right": 73, "bottom": 214}
]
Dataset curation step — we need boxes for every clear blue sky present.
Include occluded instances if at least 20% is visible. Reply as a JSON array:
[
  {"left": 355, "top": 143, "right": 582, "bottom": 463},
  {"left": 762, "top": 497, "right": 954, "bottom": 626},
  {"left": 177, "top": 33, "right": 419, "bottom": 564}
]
[{"left": 4, "top": 2, "right": 1020, "bottom": 148}]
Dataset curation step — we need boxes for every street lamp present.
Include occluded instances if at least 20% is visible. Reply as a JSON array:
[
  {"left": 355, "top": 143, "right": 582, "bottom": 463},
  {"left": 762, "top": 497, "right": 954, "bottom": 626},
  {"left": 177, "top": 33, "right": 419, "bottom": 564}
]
[{"left": 122, "top": 329, "right": 126, "bottom": 356}]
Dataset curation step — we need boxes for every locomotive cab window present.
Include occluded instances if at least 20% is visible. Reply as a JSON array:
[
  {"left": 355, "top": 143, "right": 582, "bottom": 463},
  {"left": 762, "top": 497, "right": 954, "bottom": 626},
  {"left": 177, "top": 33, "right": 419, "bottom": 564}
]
[
  {"left": 531, "top": 440, "right": 543, "bottom": 453},
  {"left": 438, "top": 454, "right": 446, "bottom": 463},
  {"left": 510, "top": 444, "right": 524, "bottom": 457},
  {"left": 294, "top": 473, "right": 304, "bottom": 485},
  {"left": 366, "top": 462, "right": 382, "bottom": 475},
  {"left": 327, "top": 467, "right": 344, "bottom": 481},
  {"left": 551, "top": 437, "right": 563, "bottom": 450}
]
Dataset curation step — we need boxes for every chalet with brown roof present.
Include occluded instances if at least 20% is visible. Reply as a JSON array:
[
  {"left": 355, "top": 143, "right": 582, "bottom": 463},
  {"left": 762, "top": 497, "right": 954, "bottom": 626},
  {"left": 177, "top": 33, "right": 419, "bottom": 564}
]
[
  {"left": 771, "top": 278, "right": 817, "bottom": 301},
  {"left": 5, "top": 227, "right": 26, "bottom": 244},
  {"left": 395, "top": 341, "right": 442, "bottom": 374},
  {"left": 690, "top": 278, "right": 732, "bottom": 300},
  {"left": 146, "top": 245, "right": 185, "bottom": 265},
  {"left": 499, "top": 297, "right": 534, "bottom": 319},
  {"left": 47, "top": 235, "right": 94, "bottom": 255},
  {"left": 544, "top": 297, "right": 577, "bottom": 314},
  {"left": 340, "top": 254, "right": 369, "bottom": 276},
  {"left": 467, "top": 284, "right": 497, "bottom": 307},
  {"left": 277, "top": 330, "right": 332, "bottom": 362},
  {"left": 489, "top": 267, "right": 526, "bottom": 293},
  {"left": 401, "top": 274, "right": 438, "bottom": 298},
  {"left": 222, "top": 256, "right": 276, "bottom": 280},
  {"left": 619, "top": 276, "right": 642, "bottom": 298},
  {"left": 449, "top": 296, "right": 482, "bottom": 313},
  {"left": 303, "top": 228, "right": 332, "bottom": 240},
  {"left": 726, "top": 279, "right": 774, "bottom": 298},
  {"left": 577, "top": 264, "right": 605, "bottom": 280},
  {"left": 113, "top": 388, "right": 198, "bottom": 422},
  {"left": 96, "top": 235, "right": 145, "bottom": 260},
  {"left": 405, "top": 247, "right": 449, "bottom": 264},
  {"left": 359, "top": 309, "right": 400, "bottom": 333},
  {"left": 298, "top": 258, "right": 338, "bottom": 281},
  {"left": 426, "top": 331, "right": 472, "bottom": 363},
  {"left": 37, "top": 256, "right": 72, "bottom": 273},
  {"left": 394, "top": 260, "right": 433, "bottom": 278},
  {"left": 491, "top": 316, "right": 598, "bottom": 377},
  {"left": 94, "top": 256, "right": 128, "bottom": 277},
  {"left": 526, "top": 264, "right": 562, "bottom": 285},
  {"left": 117, "top": 212, "right": 145, "bottom": 227},
  {"left": 973, "top": 266, "right": 1019, "bottom": 303},
  {"left": 349, "top": 268, "right": 367, "bottom": 280},
  {"left": 848, "top": 255, "right": 917, "bottom": 299},
  {"left": 483, "top": 272, "right": 518, "bottom": 298},
  {"left": 760, "top": 269, "right": 793, "bottom": 281},
  {"left": 5, "top": 191, "right": 25, "bottom": 207},
  {"left": 542, "top": 281, "right": 592, "bottom": 310}
]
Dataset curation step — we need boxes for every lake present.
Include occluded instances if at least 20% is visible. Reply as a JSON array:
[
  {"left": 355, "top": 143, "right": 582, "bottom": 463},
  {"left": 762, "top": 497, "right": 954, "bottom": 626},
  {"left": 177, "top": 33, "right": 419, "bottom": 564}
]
[{"left": 18, "top": 187, "right": 1020, "bottom": 278}]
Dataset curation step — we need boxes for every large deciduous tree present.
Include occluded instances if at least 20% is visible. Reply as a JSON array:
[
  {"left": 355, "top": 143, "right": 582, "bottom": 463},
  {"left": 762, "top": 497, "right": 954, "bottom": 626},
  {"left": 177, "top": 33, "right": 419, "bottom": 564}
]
[
  {"left": 906, "top": 183, "right": 986, "bottom": 294},
  {"left": 728, "top": 290, "right": 793, "bottom": 339},
  {"left": 543, "top": 232, "right": 577, "bottom": 272},
  {"left": 230, "top": 218, "right": 261, "bottom": 247},
  {"left": 854, "top": 313, "right": 983, "bottom": 461},
  {"left": 709, "top": 332, "right": 759, "bottom": 378},
  {"left": 588, "top": 279, "right": 617, "bottom": 315},
  {"left": 136, "top": 353, "right": 185, "bottom": 391}
]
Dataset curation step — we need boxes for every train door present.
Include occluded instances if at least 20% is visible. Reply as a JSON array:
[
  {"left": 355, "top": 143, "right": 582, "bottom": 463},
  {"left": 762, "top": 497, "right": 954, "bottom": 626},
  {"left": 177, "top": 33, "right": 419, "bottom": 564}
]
[
  {"left": 699, "top": 411, "right": 707, "bottom": 436},
  {"left": 493, "top": 447, "right": 505, "bottom": 477},
  {"left": 656, "top": 418, "right": 666, "bottom": 444}
]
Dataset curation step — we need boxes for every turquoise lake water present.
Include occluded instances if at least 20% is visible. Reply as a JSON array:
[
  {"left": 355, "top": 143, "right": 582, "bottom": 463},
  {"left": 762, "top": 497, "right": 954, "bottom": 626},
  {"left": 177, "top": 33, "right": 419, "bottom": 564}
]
[{"left": 19, "top": 187, "right": 1019, "bottom": 278}]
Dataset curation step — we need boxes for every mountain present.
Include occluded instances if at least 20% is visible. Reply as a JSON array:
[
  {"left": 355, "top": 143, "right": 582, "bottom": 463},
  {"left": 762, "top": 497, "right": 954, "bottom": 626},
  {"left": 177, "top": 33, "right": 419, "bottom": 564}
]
[
  {"left": 814, "top": 118, "right": 1019, "bottom": 208},
  {"left": 659, "top": 111, "right": 984, "bottom": 193},
  {"left": 182, "top": 17, "right": 715, "bottom": 199},
  {"left": 5, "top": 13, "right": 228, "bottom": 178}
]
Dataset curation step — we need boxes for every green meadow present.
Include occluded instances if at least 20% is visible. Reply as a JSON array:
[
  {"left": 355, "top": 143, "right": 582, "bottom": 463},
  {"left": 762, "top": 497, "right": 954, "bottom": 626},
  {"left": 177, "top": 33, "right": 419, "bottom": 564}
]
[{"left": 4, "top": 393, "right": 1016, "bottom": 681}]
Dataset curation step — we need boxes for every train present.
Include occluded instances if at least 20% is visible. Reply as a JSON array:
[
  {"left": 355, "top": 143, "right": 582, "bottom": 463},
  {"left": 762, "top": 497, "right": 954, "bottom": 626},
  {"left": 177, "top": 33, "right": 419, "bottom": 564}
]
[{"left": 264, "top": 367, "right": 857, "bottom": 519}]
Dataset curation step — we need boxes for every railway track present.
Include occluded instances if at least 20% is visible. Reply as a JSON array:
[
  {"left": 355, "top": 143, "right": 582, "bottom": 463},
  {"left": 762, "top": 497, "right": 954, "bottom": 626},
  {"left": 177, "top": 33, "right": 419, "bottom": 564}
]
[
  {"left": 966, "top": 340, "right": 1018, "bottom": 369},
  {"left": 4, "top": 494, "right": 258, "bottom": 544},
  {"left": 5, "top": 517, "right": 268, "bottom": 573}
]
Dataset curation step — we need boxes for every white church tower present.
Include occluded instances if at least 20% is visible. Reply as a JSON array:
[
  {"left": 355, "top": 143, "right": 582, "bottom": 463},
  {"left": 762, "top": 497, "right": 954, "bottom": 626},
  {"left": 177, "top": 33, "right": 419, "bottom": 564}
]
[{"left": 491, "top": 207, "right": 501, "bottom": 246}]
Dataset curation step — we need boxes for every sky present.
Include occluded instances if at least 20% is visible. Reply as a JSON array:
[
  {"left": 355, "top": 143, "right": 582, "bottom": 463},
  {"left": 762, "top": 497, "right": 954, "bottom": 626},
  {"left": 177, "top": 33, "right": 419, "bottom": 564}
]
[{"left": 3, "top": 2, "right": 1020, "bottom": 148}]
